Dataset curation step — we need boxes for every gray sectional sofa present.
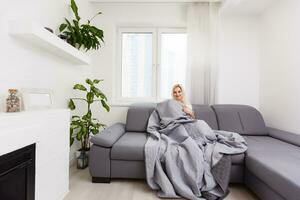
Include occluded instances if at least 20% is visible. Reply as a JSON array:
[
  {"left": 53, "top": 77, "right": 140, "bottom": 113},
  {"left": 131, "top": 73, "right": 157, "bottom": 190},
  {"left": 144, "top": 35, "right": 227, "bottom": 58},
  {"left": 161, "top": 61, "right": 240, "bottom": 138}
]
[{"left": 89, "top": 104, "right": 300, "bottom": 200}]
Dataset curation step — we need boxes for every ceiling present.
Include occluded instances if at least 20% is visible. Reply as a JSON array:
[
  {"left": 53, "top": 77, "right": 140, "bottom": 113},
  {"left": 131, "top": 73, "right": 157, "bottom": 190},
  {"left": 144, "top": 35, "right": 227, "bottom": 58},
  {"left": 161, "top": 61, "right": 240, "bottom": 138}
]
[
  {"left": 89, "top": 0, "right": 275, "bottom": 15},
  {"left": 221, "top": 0, "right": 275, "bottom": 15}
]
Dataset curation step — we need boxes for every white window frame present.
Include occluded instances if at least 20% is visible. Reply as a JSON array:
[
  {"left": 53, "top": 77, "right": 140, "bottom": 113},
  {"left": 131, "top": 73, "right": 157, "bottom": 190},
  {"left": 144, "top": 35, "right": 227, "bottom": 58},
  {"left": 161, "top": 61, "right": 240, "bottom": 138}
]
[{"left": 114, "top": 27, "right": 186, "bottom": 105}]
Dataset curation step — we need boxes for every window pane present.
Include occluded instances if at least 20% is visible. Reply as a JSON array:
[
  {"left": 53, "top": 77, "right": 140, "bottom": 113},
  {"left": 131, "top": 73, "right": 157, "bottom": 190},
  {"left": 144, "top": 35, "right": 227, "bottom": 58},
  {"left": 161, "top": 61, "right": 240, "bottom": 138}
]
[
  {"left": 121, "top": 33, "right": 153, "bottom": 98},
  {"left": 159, "top": 33, "right": 187, "bottom": 99}
]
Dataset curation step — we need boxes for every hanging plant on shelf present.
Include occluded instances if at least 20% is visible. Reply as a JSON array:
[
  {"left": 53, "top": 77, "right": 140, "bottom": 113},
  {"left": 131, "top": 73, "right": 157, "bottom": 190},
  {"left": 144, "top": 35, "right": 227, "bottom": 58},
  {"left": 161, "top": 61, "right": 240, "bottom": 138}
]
[
  {"left": 69, "top": 78, "right": 110, "bottom": 169},
  {"left": 59, "top": 0, "right": 104, "bottom": 51}
]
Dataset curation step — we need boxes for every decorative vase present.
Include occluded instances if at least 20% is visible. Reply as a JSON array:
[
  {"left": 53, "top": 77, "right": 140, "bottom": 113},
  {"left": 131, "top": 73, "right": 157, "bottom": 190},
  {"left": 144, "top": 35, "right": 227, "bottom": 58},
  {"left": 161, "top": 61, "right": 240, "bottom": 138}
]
[
  {"left": 76, "top": 150, "right": 89, "bottom": 169},
  {"left": 6, "top": 89, "right": 21, "bottom": 113}
]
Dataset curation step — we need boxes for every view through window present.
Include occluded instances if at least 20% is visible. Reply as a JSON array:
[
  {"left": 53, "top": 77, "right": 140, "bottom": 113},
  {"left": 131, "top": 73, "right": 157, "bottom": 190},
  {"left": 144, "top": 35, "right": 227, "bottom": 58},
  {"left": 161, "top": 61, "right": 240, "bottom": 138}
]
[{"left": 118, "top": 28, "right": 187, "bottom": 102}]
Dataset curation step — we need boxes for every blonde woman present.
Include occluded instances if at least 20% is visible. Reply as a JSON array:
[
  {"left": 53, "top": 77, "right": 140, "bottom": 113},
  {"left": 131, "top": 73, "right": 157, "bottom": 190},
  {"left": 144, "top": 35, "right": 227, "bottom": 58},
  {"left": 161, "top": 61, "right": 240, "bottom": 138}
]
[{"left": 172, "top": 84, "right": 195, "bottom": 119}]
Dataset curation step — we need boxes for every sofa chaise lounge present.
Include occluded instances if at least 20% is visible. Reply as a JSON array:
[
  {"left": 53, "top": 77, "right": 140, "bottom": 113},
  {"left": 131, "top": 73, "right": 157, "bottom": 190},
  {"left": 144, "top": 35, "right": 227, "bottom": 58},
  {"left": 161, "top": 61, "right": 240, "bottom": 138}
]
[{"left": 89, "top": 104, "right": 300, "bottom": 200}]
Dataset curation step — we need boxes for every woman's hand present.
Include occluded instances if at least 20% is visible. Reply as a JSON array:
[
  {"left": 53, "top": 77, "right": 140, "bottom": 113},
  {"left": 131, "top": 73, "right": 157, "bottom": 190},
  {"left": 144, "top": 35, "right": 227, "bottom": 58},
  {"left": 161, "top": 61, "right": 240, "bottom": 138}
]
[
  {"left": 183, "top": 106, "right": 195, "bottom": 119},
  {"left": 183, "top": 106, "right": 191, "bottom": 115}
]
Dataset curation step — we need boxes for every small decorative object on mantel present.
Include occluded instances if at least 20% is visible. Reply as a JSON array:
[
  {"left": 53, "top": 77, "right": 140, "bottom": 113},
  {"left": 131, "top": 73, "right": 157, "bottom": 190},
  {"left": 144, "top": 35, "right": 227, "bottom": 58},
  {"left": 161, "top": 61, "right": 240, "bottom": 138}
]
[
  {"left": 6, "top": 89, "right": 21, "bottom": 113},
  {"left": 69, "top": 78, "right": 110, "bottom": 169},
  {"left": 58, "top": 0, "right": 104, "bottom": 51}
]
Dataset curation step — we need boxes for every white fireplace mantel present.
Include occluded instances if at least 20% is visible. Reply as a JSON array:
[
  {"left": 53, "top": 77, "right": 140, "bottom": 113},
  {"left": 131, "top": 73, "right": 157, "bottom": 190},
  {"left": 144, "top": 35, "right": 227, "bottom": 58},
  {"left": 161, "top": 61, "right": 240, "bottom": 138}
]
[{"left": 0, "top": 109, "right": 70, "bottom": 200}]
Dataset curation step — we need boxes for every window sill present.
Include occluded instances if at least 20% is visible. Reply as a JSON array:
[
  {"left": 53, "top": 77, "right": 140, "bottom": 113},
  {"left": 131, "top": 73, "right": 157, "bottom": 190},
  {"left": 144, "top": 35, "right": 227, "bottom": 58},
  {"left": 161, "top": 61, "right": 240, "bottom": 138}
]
[{"left": 110, "top": 99, "right": 163, "bottom": 107}]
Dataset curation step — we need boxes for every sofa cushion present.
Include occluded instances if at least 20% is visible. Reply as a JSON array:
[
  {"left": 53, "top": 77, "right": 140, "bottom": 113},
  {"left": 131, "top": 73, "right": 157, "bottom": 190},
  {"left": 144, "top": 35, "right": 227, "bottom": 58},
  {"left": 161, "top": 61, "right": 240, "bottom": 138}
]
[
  {"left": 126, "top": 103, "right": 156, "bottom": 132},
  {"left": 91, "top": 123, "right": 125, "bottom": 148},
  {"left": 193, "top": 105, "right": 219, "bottom": 130},
  {"left": 268, "top": 127, "right": 300, "bottom": 147},
  {"left": 231, "top": 153, "right": 245, "bottom": 165},
  {"left": 245, "top": 136, "right": 300, "bottom": 200},
  {"left": 111, "top": 132, "right": 147, "bottom": 161},
  {"left": 212, "top": 105, "right": 268, "bottom": 135}
]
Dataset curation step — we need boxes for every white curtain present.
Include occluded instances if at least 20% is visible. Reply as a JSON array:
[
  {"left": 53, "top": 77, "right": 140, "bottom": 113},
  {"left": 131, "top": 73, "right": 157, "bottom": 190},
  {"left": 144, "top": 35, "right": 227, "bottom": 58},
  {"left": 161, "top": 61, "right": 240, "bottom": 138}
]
[{"left": 186, "top": 2, "right": 220, "bottom": 105}]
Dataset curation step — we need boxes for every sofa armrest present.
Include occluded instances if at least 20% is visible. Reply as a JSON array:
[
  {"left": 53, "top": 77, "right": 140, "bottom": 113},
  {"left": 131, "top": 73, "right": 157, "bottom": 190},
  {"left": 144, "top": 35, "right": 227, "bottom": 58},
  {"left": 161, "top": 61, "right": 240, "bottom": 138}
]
[
  {"left": 268, "top": 127, "right": 300, "bottom": 147},
  {"left": 91, "top": 123, "right": 125, "bottom": 148}
]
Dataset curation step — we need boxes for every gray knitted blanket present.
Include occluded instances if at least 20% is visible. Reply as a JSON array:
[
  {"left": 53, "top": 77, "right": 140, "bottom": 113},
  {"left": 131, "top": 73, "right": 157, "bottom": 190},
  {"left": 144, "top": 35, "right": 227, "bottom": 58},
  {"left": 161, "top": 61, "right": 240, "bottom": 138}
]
[{"left": 145, "top": 100, "right": 247, "bottom": 200}]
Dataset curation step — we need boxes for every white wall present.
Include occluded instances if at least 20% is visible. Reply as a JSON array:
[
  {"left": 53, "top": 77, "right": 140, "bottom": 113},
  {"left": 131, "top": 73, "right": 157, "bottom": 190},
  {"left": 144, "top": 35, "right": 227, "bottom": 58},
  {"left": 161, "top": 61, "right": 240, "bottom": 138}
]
[
  {"left": 259, "top": 0, "right": 300, "bottom": 133},
  {"left": 217, "top": 15, "right": 260, "bottom": 108}
]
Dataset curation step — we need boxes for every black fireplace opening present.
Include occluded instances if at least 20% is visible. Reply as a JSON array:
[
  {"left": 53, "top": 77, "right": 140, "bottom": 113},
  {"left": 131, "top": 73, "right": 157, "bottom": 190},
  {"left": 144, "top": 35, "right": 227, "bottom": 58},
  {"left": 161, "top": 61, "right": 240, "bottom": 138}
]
[{"left": 0, "top": 144, "right": 36, "bottom": 200}]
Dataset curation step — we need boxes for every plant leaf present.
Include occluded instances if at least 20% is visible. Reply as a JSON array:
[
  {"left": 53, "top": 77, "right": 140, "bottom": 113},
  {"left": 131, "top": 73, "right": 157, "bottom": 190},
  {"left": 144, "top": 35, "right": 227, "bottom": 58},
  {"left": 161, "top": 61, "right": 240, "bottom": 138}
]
[
  {"left": 91, "top": 86, "right": 99, "bottom": 97},
  {"left": 73, "top": 84, "right": 87, "bottom": 91},
  {"left": 86, "top": 92, "right": 94, "bottom": 104},
  {"left": 93, "top": 79, "right": 103, "bottom": 84},
  {"left": 75, "top": 123, "right": 83, "bottom": 141},
  {"left": 70, "top": 0, "right": 81, "bottom": 21},
  {"left": 86, "top": 110, "right": 92, "bottom": 119},
  {"left": 70, "top": 137, "right": 75, "bottom": 146},
  {"left": 99, "top": 92, "right": 107, "bottom": 101},
  {"left": 76, "top": 129, "right": 83, "bottom": 141},
  {"left": 64, "top": 18, "right": 73, "bottom": 31},
  {"left": 91, "top": 128, "right": 98, "bottom": 135},
  {"left": 63, "top": 18, "right": 77, "bottom": 47},
  {"left": 59, "top": 23, "right": 67, "bottom": 32},
  {"left": 82, "top": 110, "right": 92, "bottom": 121},
  {"left": 68, "top": 99, "right": 76, "bottom": 110},
  {"left": 82, "top": 125, "right": 88, "bottom": 138},
  {"left": 71, "top": 119, "right": 81, "bottom": 126},
  {"left": 70, "top": 127, "right": 75, "bottom": 146},
  {"left": 101, "top": 99, "right": 110, "bottom": 112},
  {"left": 91, "top": 86, "right": 107, "bottom": 101},
  {"left": 96, "top": 88, "right": 107, "bottom": 101},
  {"left": 72, "top": 115, "right": 80, "bottom": 119},
  {"left": 86, "top": 78, "right": 93, "bottom": 85}
]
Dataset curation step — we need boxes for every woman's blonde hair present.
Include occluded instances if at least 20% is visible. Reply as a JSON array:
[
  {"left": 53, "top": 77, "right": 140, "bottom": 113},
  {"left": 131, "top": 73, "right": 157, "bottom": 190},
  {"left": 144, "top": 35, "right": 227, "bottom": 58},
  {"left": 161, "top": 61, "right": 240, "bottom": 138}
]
[{"left": 172, "top": 84, "right": 187, "bottom": 104}]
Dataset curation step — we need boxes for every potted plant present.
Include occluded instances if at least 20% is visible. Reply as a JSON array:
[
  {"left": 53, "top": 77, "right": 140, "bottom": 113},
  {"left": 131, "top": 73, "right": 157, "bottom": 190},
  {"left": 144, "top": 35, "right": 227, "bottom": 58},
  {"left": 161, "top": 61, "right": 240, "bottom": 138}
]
[
  {"left": 59, "top": 0, "right": 104, "bottom": 51},
  {"left": 69, "top": 78, "right": 110, "bottom": 169}
]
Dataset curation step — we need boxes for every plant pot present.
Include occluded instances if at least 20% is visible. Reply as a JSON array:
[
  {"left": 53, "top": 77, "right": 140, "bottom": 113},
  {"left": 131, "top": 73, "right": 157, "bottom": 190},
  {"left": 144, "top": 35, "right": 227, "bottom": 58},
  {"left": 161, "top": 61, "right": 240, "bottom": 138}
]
[
  {"left": 76, "top": 150, "right": 89, "bottom": 169},
  {"left": 74, "top": 43, "right": 85, "bottom": 51}
]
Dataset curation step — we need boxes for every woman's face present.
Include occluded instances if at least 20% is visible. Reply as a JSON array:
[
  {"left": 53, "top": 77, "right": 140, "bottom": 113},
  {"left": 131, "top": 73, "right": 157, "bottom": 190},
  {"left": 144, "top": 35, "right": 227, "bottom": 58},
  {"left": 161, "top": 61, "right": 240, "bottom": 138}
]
[{"left": 173, "top": 87, "right": 183, "bottom": 102}]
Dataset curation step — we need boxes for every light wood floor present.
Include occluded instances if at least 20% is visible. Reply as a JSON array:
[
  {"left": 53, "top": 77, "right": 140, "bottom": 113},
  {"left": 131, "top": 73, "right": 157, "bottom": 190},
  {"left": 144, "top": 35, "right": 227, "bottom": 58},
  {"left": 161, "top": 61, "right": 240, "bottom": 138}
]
[{"left": 64, "top": 166, "right": 258, "bottom": 200}]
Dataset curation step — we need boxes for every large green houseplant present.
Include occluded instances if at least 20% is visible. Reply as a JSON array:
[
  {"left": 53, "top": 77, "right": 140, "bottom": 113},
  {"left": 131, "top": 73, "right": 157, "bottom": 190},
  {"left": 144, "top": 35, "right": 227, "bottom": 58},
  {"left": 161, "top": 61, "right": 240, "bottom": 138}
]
[
  {"left": 59, "top": 0, "right": 104, "bottom": 51},
  {"left": 69, "top": 78, "right": 110, "bottom": 168}
]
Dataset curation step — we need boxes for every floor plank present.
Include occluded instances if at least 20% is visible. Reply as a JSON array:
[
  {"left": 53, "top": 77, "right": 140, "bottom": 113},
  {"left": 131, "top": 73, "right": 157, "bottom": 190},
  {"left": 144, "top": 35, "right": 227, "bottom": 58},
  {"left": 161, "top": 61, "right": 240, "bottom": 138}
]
[{"left": 64, "top": 167, "right": 258, "bottom": 200}]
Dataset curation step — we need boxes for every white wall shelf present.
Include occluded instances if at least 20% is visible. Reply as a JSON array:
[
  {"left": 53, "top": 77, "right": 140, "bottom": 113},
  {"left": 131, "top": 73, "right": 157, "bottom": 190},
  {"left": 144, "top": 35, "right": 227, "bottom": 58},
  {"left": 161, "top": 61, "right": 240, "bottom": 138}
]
[{"left": 9, "top": 21, "right": 91, "bottom": 65}]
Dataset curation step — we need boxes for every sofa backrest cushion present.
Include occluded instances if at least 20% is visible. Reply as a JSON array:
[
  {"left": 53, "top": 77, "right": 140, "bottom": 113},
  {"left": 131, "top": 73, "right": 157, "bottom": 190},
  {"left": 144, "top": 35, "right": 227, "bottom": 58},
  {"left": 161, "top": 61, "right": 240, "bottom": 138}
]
[
  {"left": 126, "top": 103, "right": 156, "bottom": 132},
  {"left": 268, "top": 127, "right": 300, "bottom": 147},
  {"left": 193, "top": 105, "right": 219, "bottom": 130},
  {"left": 212, "top": 105, "right": 268, "bottom": 135},
  {"left": 126, "top": 103, "right": 219, "bottom": 132}
]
